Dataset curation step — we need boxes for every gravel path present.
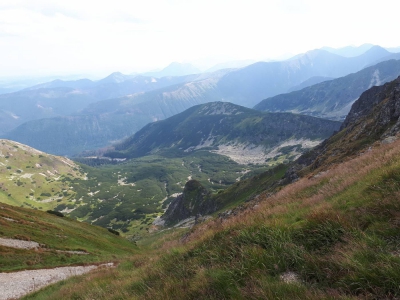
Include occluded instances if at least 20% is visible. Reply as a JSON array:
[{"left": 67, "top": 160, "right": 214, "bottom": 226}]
[
  {"left": 0, "top": 238, "right": 39, "bottom": 250},
  {"left": 0, "top": 263, "right": 113, "bottom": 300}
]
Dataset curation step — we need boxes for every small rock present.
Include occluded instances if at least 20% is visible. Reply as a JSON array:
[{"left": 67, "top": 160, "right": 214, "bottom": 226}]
[{"left": 280, "top": 271, "right": 301, "bottom": 284}]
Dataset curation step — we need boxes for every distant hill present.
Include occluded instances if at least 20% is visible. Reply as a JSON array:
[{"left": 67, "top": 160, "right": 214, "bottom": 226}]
[
  {"left": 106, "top": 102, "right": 341, "bottom": 164},
  {"left": 321, "top": 43, "right": 375, "bottom": 57},
  {"left": 254, "top": 59, "right": 400, "bottom": 120},
  {"left": 0, "top": 87, "right": 98, "bottom": 135},
  {"left": 4, "top": 71, "right": 229, "bottom": 156},
  {"left": 143, "top": 62, "right": 201, "bottom": 78},
  {"left": 0, "top": 73, "right": 199, "bottom": 135}
]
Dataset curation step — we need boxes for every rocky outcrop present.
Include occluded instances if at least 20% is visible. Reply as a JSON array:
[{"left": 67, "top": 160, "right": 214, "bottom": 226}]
[
  {"left": 341, "top": 76, "right": 400, "bottom": 131},
  {"left": 292, "top": 76, "right": 400, "bottom": 175},
  {"left": 161, "top": 180, "right": 217, "bottom": 226}
]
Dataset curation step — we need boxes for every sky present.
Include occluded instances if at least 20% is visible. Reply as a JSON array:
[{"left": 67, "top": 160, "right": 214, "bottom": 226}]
[{"left": 0, "top": 0, "right": 399, "bottom": 79}]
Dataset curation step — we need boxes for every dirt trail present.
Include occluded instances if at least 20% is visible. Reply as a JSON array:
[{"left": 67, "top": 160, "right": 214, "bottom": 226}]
[
  {"left": 0, "top": 263, "right": 113, "bottom": 300},
  {"left": 0, "top": 238, "right": 39, "bottom": 250}
]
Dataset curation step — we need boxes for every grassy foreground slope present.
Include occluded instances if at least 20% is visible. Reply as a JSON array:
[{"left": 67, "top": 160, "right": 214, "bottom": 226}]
[
  {"left": 26, "top": 133, "right": 400, "bottom": 299},
  {"left": 0, "top": 202, "right": 136, "bottom": 272}
]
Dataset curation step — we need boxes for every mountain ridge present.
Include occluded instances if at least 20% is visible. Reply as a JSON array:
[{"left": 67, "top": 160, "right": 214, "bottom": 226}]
[{"left": 254, "top": 59, "right": 400, "bottom": 120}]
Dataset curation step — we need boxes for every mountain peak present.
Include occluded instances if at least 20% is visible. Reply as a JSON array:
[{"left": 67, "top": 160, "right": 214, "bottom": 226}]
[
  {"left": 99, "top": 72, "right": 134, "bottom": 84},
  {"left": 197, "top": 102, "right": 244, "bottom": 116}
]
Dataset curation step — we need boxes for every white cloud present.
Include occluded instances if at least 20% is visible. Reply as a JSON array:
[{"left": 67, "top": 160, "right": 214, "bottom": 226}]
[{"left": 0, "top": 0, "right": 399, "bottom": 77}]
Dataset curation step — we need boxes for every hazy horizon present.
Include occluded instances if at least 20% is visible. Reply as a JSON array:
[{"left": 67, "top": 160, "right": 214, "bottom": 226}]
[{"left": 1, "top": 0, "right": 399, "bottom": 79}]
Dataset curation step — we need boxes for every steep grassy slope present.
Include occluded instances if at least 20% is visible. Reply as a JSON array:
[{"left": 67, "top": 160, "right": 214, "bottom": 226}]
[
  {"left": 254, "top": 59, "right": 400, "bottom": 120},
  {"left": 0, "top": 202, "right": 136, "bottom": 272},
  {"left": 0, "top": 139, "right": 86, "bottom": 210}
]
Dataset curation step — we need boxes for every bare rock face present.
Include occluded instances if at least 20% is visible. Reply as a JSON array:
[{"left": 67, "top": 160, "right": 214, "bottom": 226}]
[
  {"left": 161, "top": 180, "right": 217, "bottom": 226},
  {"left": 288, "top": 76, "right": 400, "bottom": 177},
  {"left": 341, "top": 76, "right": 400, "bottom": 136}
]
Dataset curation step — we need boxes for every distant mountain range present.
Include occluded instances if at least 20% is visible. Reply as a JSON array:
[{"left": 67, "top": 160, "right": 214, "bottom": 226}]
[
  {"left": 0, "top": 73, "right": 199, "bottom": 135},
  {"left": 217, "top": 46, "right": 397, "bottom": 107},
  {"left": 321, "top": 44, "right": 376, "bottom": 57},
  {"left": 254, "top": 59, "right": 400, "bottom": 120},
  {"left": 2, "top": 45, "right": 399, "bottom": 156}
]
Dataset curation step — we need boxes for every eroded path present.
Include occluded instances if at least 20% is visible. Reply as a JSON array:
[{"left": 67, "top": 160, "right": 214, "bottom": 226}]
[{"left": 0, "top": 263, "right": 113, "bottom": 300}]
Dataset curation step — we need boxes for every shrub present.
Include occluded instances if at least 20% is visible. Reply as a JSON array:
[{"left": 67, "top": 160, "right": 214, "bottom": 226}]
[
  {"left": 108, "top": 228, "right": 120, "bottom": 236},
  {"left": 46, "top": 210, "right": 64, "bottom": 217}
]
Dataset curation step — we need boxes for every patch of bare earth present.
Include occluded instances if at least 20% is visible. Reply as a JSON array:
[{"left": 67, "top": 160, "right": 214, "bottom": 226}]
[{"left": 0, "top": 263, "right": 113, "bottom": 300}]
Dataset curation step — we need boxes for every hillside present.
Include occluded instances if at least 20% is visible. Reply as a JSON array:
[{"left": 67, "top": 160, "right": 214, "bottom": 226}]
[
  {"left": 0, "top": 202, "right": 136, "bottom": 273},
  {"left": 254, "top": 59, "right": 400, "bottom": 120},
  {"left": 105, "top": 102, "right": 341, "bottom": 164},
  {"left": 26, "top": 77, "right": 400, "bottom": 300},
  {"left": 0, "top": 139, "right": 86, "bottom": 210}
]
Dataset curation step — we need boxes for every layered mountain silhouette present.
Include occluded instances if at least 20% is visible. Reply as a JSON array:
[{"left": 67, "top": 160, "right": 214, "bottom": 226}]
[
  {"left": 254, "top": 59, "right": 400, "bottom": 120},
  {"left": 2, "top": 46, "right": 396, "bottom": 156}
]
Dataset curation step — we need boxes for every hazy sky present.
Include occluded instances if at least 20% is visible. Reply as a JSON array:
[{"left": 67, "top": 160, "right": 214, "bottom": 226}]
[{"left": 0, "top": 0, "right": 399, "bottom": 78}]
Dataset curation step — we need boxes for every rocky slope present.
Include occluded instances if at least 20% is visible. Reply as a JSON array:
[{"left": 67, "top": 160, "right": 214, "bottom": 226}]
[
  {"left": 254, "top": 59, "right": 400, "bottom": 120},
  {"left": 105, "top": 102, "right": 341, "bottom": 165},
  {"left": 161, "top": 180, "right": 214, "bottom": 226},
  {"left": 291, "top": 75, "right": 400, "bottom": 175}
]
